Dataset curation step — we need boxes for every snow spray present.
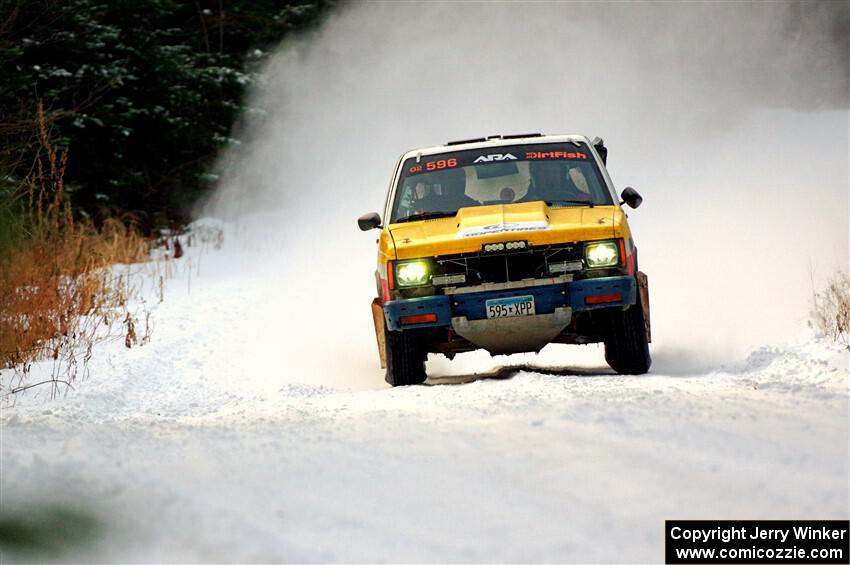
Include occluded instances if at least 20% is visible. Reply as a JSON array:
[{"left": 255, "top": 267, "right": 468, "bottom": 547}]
[{"left": 203, "top": 2, "right": 848, "bottom": 382}]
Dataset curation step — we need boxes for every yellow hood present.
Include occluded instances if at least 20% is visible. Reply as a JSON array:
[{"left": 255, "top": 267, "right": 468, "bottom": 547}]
[{"left": 388, "top": 202, "right": 618, "bottom": 260}]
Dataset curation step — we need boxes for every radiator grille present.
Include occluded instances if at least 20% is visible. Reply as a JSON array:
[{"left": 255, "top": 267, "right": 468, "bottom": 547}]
[{"left": 433, "top": 244, "right": 583, "bottom": 285}]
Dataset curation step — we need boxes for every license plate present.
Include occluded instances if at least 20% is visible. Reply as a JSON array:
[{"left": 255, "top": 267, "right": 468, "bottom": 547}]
[{"left": 485, "top": 295, "right": 536, "bottom": 318}]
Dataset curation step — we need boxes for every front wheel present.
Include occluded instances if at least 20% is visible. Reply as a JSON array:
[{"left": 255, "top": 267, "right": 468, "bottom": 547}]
[
  {"left": 385, "top": 327, "right": 427, "bottom": 386},
  {"left": 603, "top": 302, "right": 651, "bottom": 375}
]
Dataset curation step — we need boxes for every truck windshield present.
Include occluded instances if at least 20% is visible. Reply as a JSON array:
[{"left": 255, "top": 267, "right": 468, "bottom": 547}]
[{"left": 390, "top": 142, "right": 613, "bottom": 223}]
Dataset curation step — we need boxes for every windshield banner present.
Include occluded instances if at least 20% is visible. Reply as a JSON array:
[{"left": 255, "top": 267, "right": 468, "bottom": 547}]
[{"left": 405, "top": 143, "right": 591, "bottom": 177}]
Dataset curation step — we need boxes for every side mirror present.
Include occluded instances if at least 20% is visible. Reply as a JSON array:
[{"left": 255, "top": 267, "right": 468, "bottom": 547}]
[
  {"left": 620, "top": 187, "right": 643, "bottom": 209},
  {"left": 358, "top": 212, "right": 382, "bottom": 231}
]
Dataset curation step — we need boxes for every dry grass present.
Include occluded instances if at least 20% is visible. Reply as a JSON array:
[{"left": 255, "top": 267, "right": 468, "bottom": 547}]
[
  {"left": 811, "top": 270, "right": 850, "bottom": 351},
  {"left": 0, "top": 103, "right": 153, "bottom": 397}
]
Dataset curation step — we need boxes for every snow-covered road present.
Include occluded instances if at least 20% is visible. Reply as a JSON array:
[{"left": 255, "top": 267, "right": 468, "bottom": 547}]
[
  {"left": 1, "top": 238, "right": 847, "bottom": 563},
  {"left": 3, "top": 1, "right": 848, "bottom": 560}
]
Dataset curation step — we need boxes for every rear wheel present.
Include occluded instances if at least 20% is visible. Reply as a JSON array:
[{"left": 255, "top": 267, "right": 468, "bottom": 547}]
[
  {"left": 385, "top": 327, "right": 427, "bottom": 386},
  {"left": 604, "top": 302, "right": 651, "bottom": 375}
]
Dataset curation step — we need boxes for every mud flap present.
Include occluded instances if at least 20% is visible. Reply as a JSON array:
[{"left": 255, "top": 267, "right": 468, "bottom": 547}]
[
  {"left": 636, "top": 271, "right": 651, "bottom": 343},
  {"left": 371, "top": 298, "right": 387, "bottom": 368}
]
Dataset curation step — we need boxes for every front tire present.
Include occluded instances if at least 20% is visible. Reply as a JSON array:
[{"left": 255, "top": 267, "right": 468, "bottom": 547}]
[
  {"left": 385, "top": 328, "right": 427, "bottom": 386},
  {"left": 604, "top": 302, "right": 651, "bottom": 375}
]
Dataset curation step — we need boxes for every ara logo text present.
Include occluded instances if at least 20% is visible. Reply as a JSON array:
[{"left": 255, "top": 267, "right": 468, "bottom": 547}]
[{"left": 473, "top": 153, "right": 518, "bottom": 163}]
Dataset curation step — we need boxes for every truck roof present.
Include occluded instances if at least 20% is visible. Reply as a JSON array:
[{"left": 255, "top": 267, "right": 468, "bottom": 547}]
[{"left": 400, "top": 133, "right": 592, "bottom": 160}]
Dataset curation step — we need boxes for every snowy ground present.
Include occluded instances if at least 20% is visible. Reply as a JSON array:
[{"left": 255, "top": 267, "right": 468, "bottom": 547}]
[{"left": 1, "top": 229, "right": 848, "bottom": 563}]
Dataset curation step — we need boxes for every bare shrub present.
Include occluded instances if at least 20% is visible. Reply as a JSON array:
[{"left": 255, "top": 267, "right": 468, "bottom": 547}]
[
  {"left": 811, "top": 270, "right": 850, "bottom": 350},
  {"left": 0, "top": 103, "right": 153, "bottom": 398}
]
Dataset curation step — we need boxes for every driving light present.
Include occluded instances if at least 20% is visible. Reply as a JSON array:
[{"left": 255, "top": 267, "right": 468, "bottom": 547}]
[
  {"left": 395, "top": 260, "right": 430, "bottom": 286},
  {"left": 432, "top": 273, "right": 466, "bottom": 286},
  {"left": 483, "top": 240, "right": 526, "bottom": 253},
  {"left": 585, "top": 241, "right": 619, "bottom": 268},
  {"left": 549, "top": 260, "right": 583, "bottom": 274}
]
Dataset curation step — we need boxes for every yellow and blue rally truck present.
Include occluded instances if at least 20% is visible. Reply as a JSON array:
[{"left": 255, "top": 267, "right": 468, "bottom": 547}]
[{"left": 358, "top": 134, "right": 651, "bottom": 386}]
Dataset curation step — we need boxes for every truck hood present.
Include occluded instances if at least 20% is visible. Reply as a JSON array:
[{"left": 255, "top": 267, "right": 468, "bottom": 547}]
[{"left": 388, "top": 202, "right": 618, "bottom": 259}]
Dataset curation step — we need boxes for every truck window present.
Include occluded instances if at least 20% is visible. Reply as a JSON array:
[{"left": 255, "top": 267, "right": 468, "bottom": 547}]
[{"left": 390, "top": 142, "right": 612, "bottom": 223}]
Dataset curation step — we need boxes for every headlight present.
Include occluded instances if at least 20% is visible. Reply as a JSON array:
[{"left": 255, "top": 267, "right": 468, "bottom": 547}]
[
  {"left": 395, "top": 260, "right": 431, "bottom": 287},
  {"left": 585, "top": 241, "right": 619, "bottom": 268}
]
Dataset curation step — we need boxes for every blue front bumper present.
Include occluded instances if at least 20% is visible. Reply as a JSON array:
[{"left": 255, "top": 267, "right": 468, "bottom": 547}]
[{"left": 383, "top": 275, "right": 636, "bottom": 330}]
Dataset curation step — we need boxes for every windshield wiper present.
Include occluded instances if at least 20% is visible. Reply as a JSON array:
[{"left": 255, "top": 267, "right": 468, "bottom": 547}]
[
  {"left": 396, "top": 211, "right": 456, "bottom": 223},
  {"left": 544, "top": 199, "right": 594, "bottom": 208}
]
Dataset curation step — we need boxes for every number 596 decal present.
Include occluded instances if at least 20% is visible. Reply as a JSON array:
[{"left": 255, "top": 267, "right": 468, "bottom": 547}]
[{"left": 425, "top": 158, "right": 457, "bottom": 171}]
